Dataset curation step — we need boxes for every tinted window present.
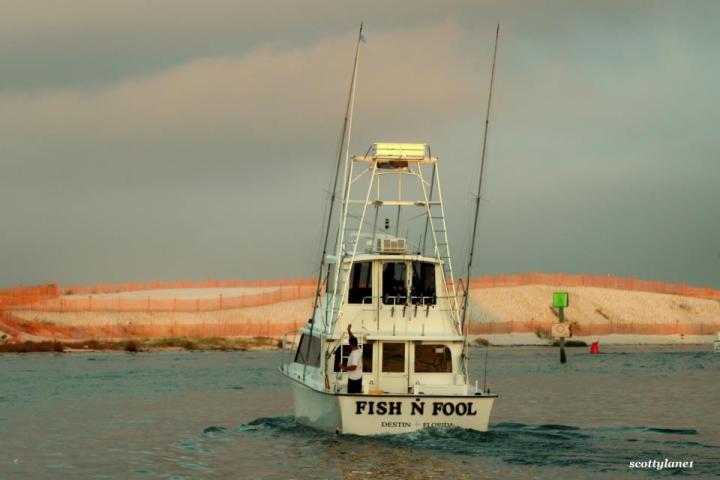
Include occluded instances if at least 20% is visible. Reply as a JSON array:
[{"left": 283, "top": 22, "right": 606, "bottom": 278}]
[
  {"left": 362, "top": 342, "right": 373, "bottom": 372},
  {"left": 294, "top": 334, "right": 321, "bottom": 367},
  {"left": 411, "top": 262, "right": 436, "bottom": 305},
  {"left": 382, "top": 262, "right": 407, "bottom": 305},
  {"left": 414, "top": 344, "right": 452, "bottom": 373},
  {"left": 382, "top": 343, "right": 406, "bottom": 372},
  {"left": 348, "top": 262, "right": 372, "bottom": 304}
]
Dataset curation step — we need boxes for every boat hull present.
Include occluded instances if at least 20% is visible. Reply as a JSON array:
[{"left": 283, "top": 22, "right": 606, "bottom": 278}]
[{"left": 289, "top": 376, "right": 496, "bottom": 436}]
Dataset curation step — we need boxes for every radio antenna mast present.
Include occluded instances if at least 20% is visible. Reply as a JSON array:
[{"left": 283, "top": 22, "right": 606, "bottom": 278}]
[
  {"left": 460, "top": 24, "right": 499, "bottom": 390},
  {"left": 304, "top": 22, "right": 364, "bottom": 381}
]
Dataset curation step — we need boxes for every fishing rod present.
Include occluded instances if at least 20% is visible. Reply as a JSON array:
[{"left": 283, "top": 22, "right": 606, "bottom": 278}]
[
  {"left": 460, "top": 24, "right": 499, "bottom": 392},
  {"left": 303, "top": 23, "right": 364, "bottom": 381}
]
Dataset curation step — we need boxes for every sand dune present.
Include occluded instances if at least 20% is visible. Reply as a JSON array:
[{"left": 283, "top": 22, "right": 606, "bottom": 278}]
[
  {"left": 469, "top": 285, "right": 720, "bottom": 325},
  {"left": 5, "top": 285, "right": 719, "bottom": 344},
  {"left": 61, "top": 287, "right": 280, "bottom": 300}
]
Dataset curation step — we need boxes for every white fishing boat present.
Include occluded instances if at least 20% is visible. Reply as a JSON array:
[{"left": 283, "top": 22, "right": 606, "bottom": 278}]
[{"left": 281, "top": 25, "right": 500, "bottom": 436}]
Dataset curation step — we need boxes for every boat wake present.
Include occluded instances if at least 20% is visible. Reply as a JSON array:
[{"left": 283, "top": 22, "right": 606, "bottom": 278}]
[
  {"left": 239, "top": 416, "right": 326, "bottom": 438},
  {"left": 238, "top": 416, "right": 719, "bottom": 475}
]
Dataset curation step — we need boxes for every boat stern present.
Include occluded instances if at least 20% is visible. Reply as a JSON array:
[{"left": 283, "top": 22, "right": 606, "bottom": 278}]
[{"left": 336, "top": 394, "right": 496, "bottom": 436}]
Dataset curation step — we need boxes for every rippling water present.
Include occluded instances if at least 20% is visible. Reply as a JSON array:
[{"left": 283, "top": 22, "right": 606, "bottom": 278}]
[{"left": 1, "top": 345, "right": 718, "bottom": 479}]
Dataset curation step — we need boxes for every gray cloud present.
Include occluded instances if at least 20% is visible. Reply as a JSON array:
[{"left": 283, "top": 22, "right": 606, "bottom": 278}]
[{"left": 1, "top": 1, "right": 718, "bottom": 289}]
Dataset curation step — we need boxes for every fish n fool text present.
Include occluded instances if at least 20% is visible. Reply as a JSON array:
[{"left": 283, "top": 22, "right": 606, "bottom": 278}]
[{"left": 354, "top": 400, "right": 478, "bottom": 416}]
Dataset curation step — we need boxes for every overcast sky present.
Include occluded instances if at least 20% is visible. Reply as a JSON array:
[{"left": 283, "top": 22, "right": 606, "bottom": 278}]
[{"left": 1, "top": 0, "right": 718, "bottom": 289}]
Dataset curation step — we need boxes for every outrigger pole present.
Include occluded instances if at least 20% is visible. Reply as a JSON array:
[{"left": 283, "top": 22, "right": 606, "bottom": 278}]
[
  {"left": 304, "top": 22, "right": 364, "bottom": 381},
  {"left": 460, "top": 24, "right": 499, "bottom": 390}
]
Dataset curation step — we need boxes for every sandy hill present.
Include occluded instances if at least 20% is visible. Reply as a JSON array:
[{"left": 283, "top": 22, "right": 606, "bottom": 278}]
[
  {"left": 3, "top": 284, "right": 719, "bottom": 345},
  {"left": 470, "top": 285, "right": 720, "bottom": 325}
]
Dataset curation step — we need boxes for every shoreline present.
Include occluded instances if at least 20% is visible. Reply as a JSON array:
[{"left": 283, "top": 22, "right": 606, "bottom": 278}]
[
  {"left": 2, "top": 333, "right": 717, "bottom": 354},
  {"left": 0, "top": 336, "right": 282, "bottom": 354},
  {"left": 477, "top": 333, "right": 719, "bottom": 346}
]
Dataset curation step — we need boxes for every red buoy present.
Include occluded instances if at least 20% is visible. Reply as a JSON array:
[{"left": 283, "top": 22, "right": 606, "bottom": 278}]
[{"left": 590, "top": 341, "right": 600, "bottom": 354}]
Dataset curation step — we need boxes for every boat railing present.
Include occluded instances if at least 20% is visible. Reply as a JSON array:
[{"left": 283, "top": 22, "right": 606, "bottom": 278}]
[
  {"left": 349, "top": 295, "right": 460, "bottom": 333},
  {"left": 355, "top": 294, "right": 450, "bottom": 307},
  {"left": 356, "top": 294, "right": 458, "bottom": 315}
]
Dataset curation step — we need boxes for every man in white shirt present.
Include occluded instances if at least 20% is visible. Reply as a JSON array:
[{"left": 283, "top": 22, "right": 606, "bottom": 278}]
[{"left": 341, "top": 324, "right": 363, "bottom": 393}]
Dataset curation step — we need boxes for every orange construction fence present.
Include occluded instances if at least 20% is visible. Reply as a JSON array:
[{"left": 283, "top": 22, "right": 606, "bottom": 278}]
[
  {"left": 0, "top": 279, "right": 317, "bottom": 312},
  {"left": 1, "top": 312, "right": 302, "bottom": 340},
  {"left": 61, "top": 278, "right": 316, "bottom": 296},
  {"left": 2, "top": 273, "right": 719, "bottom": 314},
  {"left": 4, "top": 310, "right": 718, "bottom": 341},
  {"left": 0, "top": 284, "right": 59, "bottom": 308},
  {"left": 468, "top": 320, "right": 720, "bottom": 336},
  {"left": 9, "top": 285, "right": 317, "bottom": 313},
  {"left": 466, "top": 273, "right": 720, "bottom": 300}
]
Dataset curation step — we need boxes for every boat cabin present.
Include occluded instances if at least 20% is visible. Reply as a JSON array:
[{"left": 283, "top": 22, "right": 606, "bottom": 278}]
[{"left": 292, "top": 253, "right": 467, "bottom": 395}]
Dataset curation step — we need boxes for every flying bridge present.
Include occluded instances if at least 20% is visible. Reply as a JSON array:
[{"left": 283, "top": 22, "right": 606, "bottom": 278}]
[
  {"left": 331, "top": 141, "right": 460, "bottom": 331},
  {"left": 353, "top": 143, "right": 438, "bottom": 168}
]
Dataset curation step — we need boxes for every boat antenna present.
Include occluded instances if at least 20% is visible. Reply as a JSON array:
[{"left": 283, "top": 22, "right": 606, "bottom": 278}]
[
  {"left": 460, "top": 24, "right": 499, "bottom": 391},
  {"left": 304, "top": 22, "right": 364, "bottom": 381},
  {"left": 420, "top": 146, "right": 436, "bottom": 256}
]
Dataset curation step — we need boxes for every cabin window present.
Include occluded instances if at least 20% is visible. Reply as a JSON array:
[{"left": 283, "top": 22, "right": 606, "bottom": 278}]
[
  {"left": 382, "top": 343, "right": 406, "bottom": 372},
  {"left": 294, "top": 334, "right": 321, "bottom": 367},
  {"left": 362, "top": 342, "right": 373, "bottom": 372},
  {"left": 411, "top": 262, "right": 436, "bottom": 305},
  {"left": 382, "top": 262, "right": 407, "bottom": 305},
  {"left": 348, "top": 262, "right": 373, "bottom": 304},
  {"left": 333, "top": 342, "right": 373, "bottom": 373},
  {"left": 414, "top": 344, "right": 452, "bottom": 373}
]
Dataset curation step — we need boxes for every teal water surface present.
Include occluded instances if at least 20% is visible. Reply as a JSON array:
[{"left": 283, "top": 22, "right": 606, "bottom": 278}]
[{"left": 1, "top": 345, "right": 718, "bottom": 479}]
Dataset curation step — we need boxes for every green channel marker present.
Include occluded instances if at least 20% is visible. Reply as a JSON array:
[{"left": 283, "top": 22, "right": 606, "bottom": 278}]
[
  {"left": 553, "top": 291, "right": 569, "bottom": 309},
  {"left": 554, "top": 292, "right": 569, "bottom": 364}
]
